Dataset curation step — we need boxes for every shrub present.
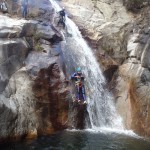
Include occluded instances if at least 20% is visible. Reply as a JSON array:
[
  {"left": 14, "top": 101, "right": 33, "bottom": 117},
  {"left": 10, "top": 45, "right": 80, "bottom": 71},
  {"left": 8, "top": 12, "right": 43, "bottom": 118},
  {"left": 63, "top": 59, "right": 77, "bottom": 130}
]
[
  {"left": 34, "top": 43, "right": 44, "bottom": 51},
  {"left": 33, "top": 33, "right": 44, "bottom": 51},
  {"left": 123, "top": 0, "right": 150, "bottom": 12}
]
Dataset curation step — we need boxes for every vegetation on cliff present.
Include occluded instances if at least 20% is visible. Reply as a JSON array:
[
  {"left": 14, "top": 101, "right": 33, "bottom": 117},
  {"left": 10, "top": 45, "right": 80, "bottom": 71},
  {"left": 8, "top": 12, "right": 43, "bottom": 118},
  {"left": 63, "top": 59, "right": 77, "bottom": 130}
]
[
  {"left": 91, "top": 0, "right": 149, "bottom": 12},
  {"left": 123, "top": 0, "right": 150, "bottom": 12}
]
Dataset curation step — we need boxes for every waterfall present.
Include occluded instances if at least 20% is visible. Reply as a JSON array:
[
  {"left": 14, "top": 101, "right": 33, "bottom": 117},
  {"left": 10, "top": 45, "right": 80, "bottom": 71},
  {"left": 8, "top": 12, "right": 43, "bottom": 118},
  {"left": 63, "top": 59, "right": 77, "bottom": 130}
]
[{"left": 49, "top": 0, "right": 123, "bottom": 130}]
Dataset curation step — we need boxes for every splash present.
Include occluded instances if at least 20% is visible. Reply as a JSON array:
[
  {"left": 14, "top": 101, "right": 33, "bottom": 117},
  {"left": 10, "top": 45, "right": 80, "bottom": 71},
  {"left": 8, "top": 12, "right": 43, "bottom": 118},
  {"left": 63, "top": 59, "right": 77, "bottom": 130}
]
[{"left": 49, "top": 0, "right": 123, "bottom": 130}]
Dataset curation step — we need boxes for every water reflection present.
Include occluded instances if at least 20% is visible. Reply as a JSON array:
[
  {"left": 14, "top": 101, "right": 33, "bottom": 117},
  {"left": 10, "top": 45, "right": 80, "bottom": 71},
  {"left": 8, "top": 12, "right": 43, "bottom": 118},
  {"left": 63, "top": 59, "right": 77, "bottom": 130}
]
[
  {"left": 0, "top": 131, "right": 150, "bottom": 150},
  {"left": 59, "top": 131, "right": 88, "bottom": 150}
]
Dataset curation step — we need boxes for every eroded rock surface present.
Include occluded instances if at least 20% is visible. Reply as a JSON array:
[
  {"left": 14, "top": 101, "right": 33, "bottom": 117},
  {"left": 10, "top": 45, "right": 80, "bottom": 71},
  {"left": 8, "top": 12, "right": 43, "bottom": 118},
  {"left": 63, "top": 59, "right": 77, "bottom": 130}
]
[
  {"left": 62, "top": 0, "right": 131, "bottom": 56},
  {"left": 0, "top": 0, "right": 69, "bottom": 142},
  {"left": 62, "top": 0, "right": 150, "bottom": 136},
  {"left": 114, "top": 7, "right": 150, "bottom": 136}
]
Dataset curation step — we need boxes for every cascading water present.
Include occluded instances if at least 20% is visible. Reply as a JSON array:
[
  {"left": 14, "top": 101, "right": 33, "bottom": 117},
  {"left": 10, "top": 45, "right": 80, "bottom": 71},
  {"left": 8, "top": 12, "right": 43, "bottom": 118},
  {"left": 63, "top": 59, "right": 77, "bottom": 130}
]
[{"left": 49, "top": 0, "right": 123, "bottom": 130}]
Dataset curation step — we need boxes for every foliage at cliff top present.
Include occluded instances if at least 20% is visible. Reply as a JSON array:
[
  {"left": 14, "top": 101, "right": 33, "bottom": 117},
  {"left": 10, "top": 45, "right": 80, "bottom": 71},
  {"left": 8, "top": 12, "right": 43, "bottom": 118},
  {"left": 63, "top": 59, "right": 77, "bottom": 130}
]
[
  {"left": 123, "top": 0, "right": 150, "bottom": 12},
  {"left": 91, "top": 0, "right": 149, "bottom": 12}
]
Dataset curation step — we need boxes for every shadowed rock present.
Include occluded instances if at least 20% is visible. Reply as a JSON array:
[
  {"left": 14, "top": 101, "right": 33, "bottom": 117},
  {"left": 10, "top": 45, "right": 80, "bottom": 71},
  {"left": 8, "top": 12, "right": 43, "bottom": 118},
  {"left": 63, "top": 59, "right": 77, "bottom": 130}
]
[
  {"left": 32, "top": 62, "right": 69, "bottom": 133},
  {"left": 73, "top": 103, "right": 87, "bottom": 129}
]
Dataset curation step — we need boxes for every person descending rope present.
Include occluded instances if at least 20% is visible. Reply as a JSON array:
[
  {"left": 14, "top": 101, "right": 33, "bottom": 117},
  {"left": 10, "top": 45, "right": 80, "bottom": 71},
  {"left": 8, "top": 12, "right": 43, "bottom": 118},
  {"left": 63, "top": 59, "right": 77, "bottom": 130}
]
[
  {"left": 71, "top": 67, "right": 86, "bottom": 104},
  {"left": 57, "top": 7, "right": 66, "bottom": 28},
  {"left": 57, "top": 17, "right": 65, "bottom": 29},
  {"left": 59, "top": 7, "right": 65, "bottom": 20}
]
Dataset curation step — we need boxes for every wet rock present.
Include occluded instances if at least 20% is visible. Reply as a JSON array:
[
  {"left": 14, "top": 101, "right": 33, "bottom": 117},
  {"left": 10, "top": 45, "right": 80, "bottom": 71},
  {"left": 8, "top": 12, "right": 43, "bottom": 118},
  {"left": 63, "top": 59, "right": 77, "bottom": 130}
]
[
  {"left": 72, "top": 103, "right": 88, "bottom": 129},
  {"left": 32, "top": 62, "right": 69, "bottom": 132},
  {"left": 50, "top": 44, "right": 61, "bottom": 56}
]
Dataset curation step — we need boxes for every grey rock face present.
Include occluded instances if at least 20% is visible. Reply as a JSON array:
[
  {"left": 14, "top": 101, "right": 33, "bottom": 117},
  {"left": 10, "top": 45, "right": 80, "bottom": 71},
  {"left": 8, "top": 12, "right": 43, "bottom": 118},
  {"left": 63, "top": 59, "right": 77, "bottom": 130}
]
[
  {"left": 0, "top": 0, "right": 68, "bottom": 141},
  {"left": 36, "top": 24, "right": 55, "bottom": 40},
  {"left": 0, "top": 69, "right": 38, "bottom": 138},
  {"left": 0, "top": 15, "right": 37, "bottom": 140},
  {"left": 62, "top": 0, "right": 150, "bottom": 136},
  {"left": 110, "top": 8, "right": 150, "bottom": 136},
  {"left": 0, "top": 38, "right": 29, "bottom": 93}
]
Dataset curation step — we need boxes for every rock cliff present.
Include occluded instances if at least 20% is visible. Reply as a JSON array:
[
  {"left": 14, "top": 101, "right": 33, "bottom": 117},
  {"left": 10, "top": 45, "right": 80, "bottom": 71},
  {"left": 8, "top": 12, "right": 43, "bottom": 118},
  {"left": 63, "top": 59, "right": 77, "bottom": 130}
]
[
  {"left": 62, "top": 0, "right": 150, "bottom": 136},
  {"left": 114, "top": 7, "right": 150, "bottom": 136},
  {"left": 1, "top": 0, "right": 150, "bottom": 141},
  {"left": 0, "top": 0, "right": 70, "bottom": 142}
]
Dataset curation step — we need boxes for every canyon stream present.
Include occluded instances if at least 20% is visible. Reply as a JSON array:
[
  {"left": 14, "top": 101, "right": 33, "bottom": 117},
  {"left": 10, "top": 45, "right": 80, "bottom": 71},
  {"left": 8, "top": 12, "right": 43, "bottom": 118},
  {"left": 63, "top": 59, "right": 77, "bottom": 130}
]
[{"left": 1, "top": 0, "right": 150, "bottom": 149}]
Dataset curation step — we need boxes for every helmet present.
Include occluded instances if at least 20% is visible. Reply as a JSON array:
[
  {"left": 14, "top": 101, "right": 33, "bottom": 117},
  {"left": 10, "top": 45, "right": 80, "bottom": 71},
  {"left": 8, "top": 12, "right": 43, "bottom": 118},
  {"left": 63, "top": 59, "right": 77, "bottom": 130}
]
[
  {"left": 62, "top": 7, "right": 65, "bottom": 10},
  {"left": 76, "top": 67, "right": 81, "bottom": 72}
]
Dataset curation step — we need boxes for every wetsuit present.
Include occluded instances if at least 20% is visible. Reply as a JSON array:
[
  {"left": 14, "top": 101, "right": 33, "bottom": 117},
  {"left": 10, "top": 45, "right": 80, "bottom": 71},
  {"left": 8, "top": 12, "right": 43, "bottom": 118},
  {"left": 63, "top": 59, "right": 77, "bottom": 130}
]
[
  {"left": 71, "top": 72, "right": 86, "bottom": 101},
  {"left": 57, "top": 17, "right": 65, "bottom": 28},
  {"left": 59, "top": 10, "right": 65, "bottom": 20}
]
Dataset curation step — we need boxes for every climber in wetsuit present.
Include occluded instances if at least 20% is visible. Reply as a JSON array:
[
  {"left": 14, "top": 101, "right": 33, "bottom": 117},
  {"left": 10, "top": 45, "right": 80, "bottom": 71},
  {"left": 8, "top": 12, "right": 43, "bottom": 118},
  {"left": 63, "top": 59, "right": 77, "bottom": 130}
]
[{"left": 71, "top": 67, "right": 86, "bottom": 103}]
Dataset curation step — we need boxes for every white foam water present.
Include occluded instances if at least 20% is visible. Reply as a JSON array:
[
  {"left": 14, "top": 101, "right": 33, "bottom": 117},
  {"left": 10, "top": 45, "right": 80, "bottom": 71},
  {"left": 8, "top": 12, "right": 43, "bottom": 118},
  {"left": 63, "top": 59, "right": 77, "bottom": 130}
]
[{"left": 49, "top": 0, "right": 123, "bottom": 131}]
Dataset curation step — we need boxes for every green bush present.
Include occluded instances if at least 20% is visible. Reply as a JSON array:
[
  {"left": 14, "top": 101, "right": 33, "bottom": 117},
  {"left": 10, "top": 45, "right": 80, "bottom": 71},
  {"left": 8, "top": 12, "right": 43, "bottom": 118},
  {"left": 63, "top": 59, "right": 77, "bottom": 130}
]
[
  {"left": 33, "top": 33, "right": 44, "bottom": 51},
  {"left": 34, "top": 43, "right": 44, "bottom": 51},
  {"left": 123, "top": 0, "right": 149, "bottom": 12}
]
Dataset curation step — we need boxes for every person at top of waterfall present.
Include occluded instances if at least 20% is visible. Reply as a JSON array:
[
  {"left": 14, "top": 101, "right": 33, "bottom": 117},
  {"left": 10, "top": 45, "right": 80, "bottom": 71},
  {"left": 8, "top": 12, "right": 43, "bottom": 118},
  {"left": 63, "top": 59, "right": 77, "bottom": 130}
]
[
  {"left": 57, "top": 7, "right": 66, "bottom": 28},
  {"left": 0, "top": 0, "right": 8, "bottom": 13},
  {"left": 71, "top": 67, "right": 86, "bottom": 103},
  {"left": 58, "top": 7, "right": 66, "bottom": 20},
  {"left": 21, "top": 0, "right": 28, "bottom": 18},
  {"left": 57, "top": 17, "right": 65, "bottom": 29}
]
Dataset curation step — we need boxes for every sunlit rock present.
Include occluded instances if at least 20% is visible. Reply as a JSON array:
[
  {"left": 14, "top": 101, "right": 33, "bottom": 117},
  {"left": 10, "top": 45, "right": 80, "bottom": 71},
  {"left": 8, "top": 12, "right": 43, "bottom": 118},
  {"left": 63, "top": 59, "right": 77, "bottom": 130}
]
[
  {"left": 62, "top": 0, "right": 150, "bottom": 137},
  {"left": 0, "top": 1, "right": 69, "bottom": 142}
]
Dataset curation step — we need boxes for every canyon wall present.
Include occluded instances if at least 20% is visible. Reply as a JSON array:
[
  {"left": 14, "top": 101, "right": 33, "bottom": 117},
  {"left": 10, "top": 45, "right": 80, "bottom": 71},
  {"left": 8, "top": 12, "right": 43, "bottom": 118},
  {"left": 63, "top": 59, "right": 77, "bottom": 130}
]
[
  {"left": 62, "top": 0, "right": 150, "bottom": 136},
  {"left": 0, "top": 0, "right": 70, "bottom": 142}
]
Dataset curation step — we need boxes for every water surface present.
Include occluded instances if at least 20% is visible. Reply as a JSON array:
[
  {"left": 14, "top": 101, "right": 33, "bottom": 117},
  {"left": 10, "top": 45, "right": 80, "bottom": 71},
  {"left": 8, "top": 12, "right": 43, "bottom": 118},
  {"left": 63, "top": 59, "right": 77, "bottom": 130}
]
[{"left": 1, "top": 130, "right": 150, "bottom": 150}]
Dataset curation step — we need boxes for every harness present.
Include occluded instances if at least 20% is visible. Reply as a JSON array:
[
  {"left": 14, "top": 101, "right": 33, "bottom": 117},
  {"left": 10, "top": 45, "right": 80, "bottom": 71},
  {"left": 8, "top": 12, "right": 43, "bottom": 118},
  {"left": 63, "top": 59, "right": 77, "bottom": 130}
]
[
  {"left": 75, "top": 76, "right": 83, "bottom": 87},
  {"left": 75, "top": 81, "right": 83, "bottom": 87}
]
